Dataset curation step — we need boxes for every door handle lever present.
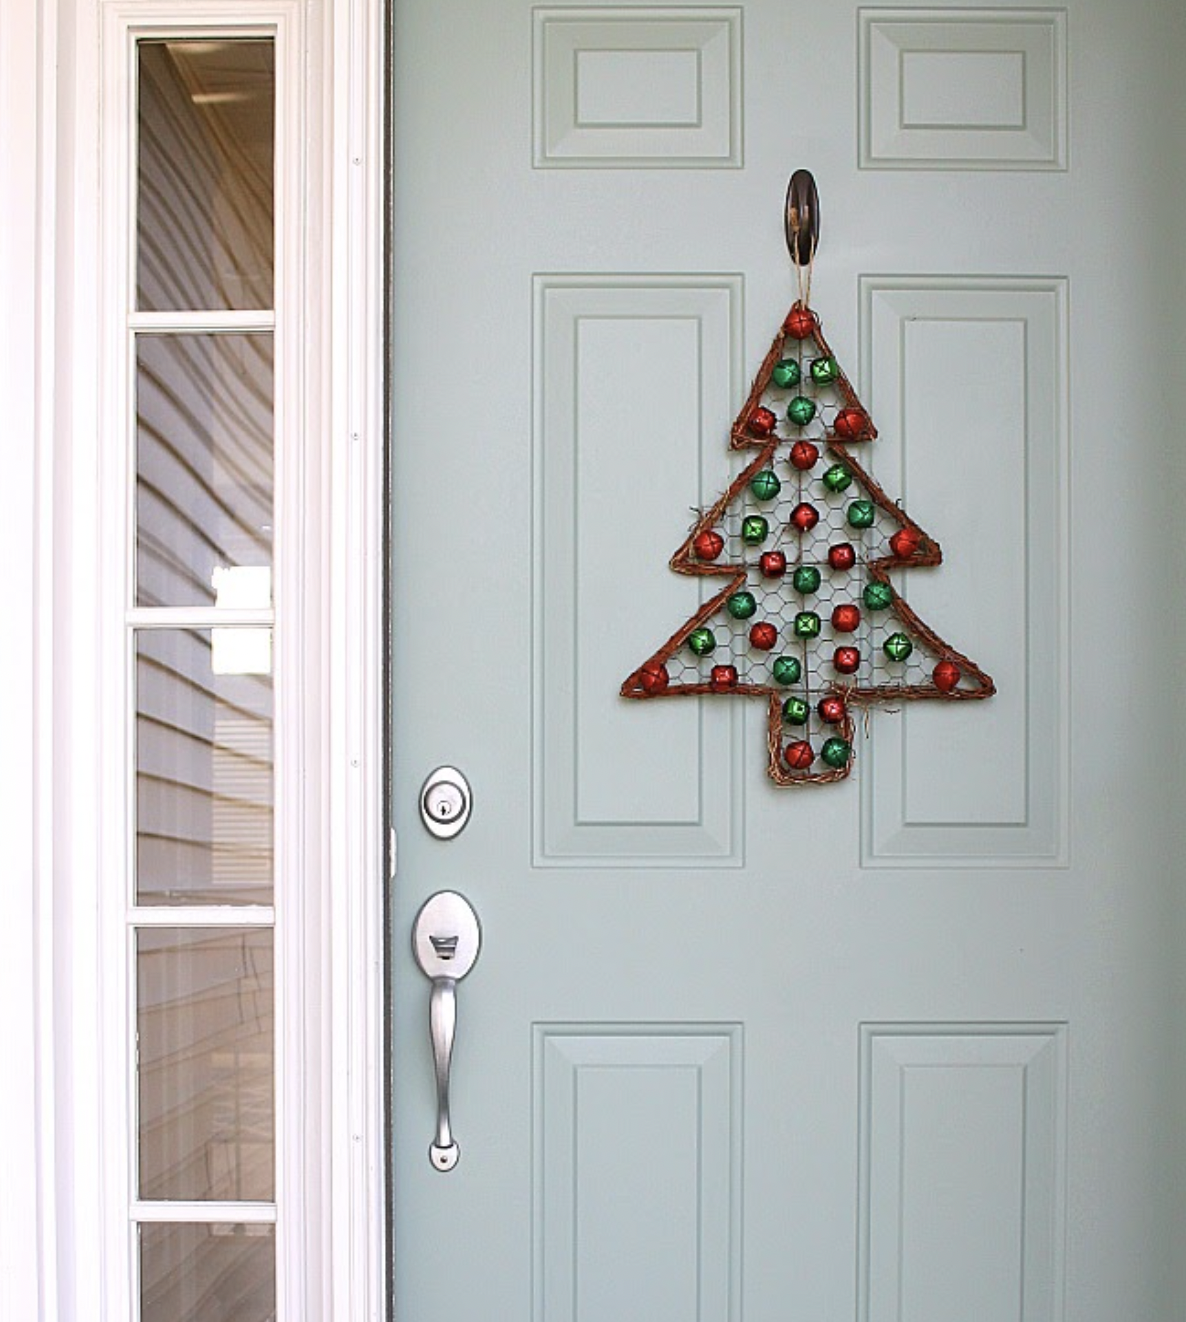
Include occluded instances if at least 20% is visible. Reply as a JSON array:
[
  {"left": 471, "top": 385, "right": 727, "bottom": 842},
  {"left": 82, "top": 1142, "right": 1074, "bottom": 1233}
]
[{"left": 412, "top": 891, "right": 481, "bottom": 1171}]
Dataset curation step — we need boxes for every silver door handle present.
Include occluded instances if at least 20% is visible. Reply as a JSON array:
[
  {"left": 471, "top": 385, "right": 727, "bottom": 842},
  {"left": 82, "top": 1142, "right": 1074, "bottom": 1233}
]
[{"left": 412, "top": 891, "right": 481, "bottom": 1171}]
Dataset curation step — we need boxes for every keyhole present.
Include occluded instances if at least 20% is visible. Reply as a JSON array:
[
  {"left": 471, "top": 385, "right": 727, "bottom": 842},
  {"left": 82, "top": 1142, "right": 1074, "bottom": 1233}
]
[
  {"left": 426, "top": 781, "right": 464, "bottom": 823},
  {"left": 419, "top": 768, "right": 472, "bottom": 838}
]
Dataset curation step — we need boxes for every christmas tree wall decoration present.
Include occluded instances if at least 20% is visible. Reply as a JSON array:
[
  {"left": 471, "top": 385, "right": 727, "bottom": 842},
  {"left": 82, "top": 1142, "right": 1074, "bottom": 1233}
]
[{"left": 621, "top": 171, "right": 994, "bottom": 785}]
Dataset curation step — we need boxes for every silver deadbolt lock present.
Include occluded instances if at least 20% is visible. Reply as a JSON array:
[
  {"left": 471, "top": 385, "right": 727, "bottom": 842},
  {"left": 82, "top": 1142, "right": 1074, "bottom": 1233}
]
[{"left": 419, "top": 766, "right": 472, "bottom": 839}]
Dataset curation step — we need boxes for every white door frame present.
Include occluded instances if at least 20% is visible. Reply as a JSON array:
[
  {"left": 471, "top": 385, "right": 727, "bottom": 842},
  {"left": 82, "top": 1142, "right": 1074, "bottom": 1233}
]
[
  {"left": 0, "top": 0, "right": 52, "bottom": 1316},
  {"left": 0, "top": 0, "right": 388, "bottom": 1316}
]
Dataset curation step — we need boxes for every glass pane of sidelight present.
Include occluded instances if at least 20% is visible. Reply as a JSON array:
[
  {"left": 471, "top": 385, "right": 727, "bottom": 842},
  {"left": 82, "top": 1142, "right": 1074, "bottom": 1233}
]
[
  {"left": 137, "top": 40, "right": 275, "bottom": 311},
  {"left": 136, "top": 629, "right": 273, "bottom": 906},
  {"left": 136, "top": 332, "right": 274, "bottom": 609},
  {"left": 137, "top": 928, "right": 274, "bottom": 1201},
  {"left": 140, "top": 1222, "right": 275, "bottom": 1322}
]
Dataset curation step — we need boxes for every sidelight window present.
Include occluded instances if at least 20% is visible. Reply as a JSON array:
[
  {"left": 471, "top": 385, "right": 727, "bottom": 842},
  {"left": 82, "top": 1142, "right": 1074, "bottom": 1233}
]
[{"left": 128, "top": 36, "right": 278, "bottom": 1322}]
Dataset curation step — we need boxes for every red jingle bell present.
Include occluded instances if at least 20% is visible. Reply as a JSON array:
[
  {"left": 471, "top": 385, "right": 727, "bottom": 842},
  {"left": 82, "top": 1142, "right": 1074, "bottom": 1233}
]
[
  {"left": 831, "top": 603, "right": 861, "bottom": 633},
  {"left": 693, "top": 528, "right": 725, "bottom": 561},
  {"left": 789, "top": 439, "right": 819, "bottom": 471},
  {"left": 933, "top": 660, "right": 962, "bottom": 692},
  {"left": 759, "top": 550, "right": 787, "bottom": 578},
  {"left": 790, "top": 502, "right": 820, "bottom": 533},
  {"left": 710, "top": 664, "right": 739, "bottom": 691},
  {"left": 784, "top": 740, "right": 814, "bottom": 770},
  {"left": 748, "top": 406, "right": 777, "bottom": 438},
  {"left": 834, "top": 646, "right": 861, "bottom": 675},
  {"left": 749, "top": 621, "right": 778, "bottom": 651},
  {"left": 784, "top": 306, "right": 817, "bottom": 339},
  {"left": 639, "top": 661, "right": 670, "bottom": 694},
  {"left": 818, "top": 695, "right": 847, "bottom": 725},
  {"left": 828, "top": 542, "right": 857, "bottom": 571},
  {"left": 889, "top": 526, "right": 922, "bottom": 558},
  {"left": 833, "top": 408, "right": 871, "bottom": 440}
]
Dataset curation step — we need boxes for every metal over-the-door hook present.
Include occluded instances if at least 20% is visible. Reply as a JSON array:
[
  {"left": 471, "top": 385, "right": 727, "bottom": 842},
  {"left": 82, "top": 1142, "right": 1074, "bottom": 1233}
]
[{"left": 784, "top": 169, "right": 819, "bottom": 267}]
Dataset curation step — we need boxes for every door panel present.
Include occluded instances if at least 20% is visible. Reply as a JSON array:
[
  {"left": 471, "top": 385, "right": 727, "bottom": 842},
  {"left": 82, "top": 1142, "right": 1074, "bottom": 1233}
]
[
  {"left": 534, "top": 274, "right": 744, "bottom": 864},
  {"left": 389, "top": 2, "right": 1182, "bottom": 1318}
]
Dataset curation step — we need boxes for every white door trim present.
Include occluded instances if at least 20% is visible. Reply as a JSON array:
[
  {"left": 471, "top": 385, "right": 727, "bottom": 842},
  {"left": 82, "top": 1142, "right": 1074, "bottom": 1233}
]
[
  {"left": 3, "top": 0, "right": 388, "bottom": 1316},
  {"left": 0, "top": 0, "right": 59, "bottom": 1316},
  {"left": 324, "top": 0, "right": 388, "bottom": 1315}
]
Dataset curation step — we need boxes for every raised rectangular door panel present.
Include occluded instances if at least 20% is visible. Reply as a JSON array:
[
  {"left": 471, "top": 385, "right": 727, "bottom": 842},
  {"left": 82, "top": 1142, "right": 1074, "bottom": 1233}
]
[
  {"left": 534, "top": 7, "right": 744, "bottom": 166},
  {"left": 858, "top": 278, "right": 1068, "bottom": 865},
  {"left": 859, "top": 1024, "right": 1067, "bottom": 1322},
  {"left": 533, "top": 276, "right": 745, "bottom": 864},
  {"left": 534, "top": 1026, "right": 742, "bottom": 1322},
  {"left": 858, "top": 8, "right": 1067, "bottom": 169}
]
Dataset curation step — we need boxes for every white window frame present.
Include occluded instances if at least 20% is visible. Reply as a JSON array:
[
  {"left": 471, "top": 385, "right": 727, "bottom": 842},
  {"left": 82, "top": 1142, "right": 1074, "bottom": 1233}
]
[{"left": 1, "top": 0, "right": 387, "bottom": 1316}]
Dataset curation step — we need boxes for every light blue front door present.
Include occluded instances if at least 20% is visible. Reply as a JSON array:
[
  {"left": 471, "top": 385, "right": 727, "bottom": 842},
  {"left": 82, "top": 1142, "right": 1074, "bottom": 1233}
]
[{"left": 388, "top": 2, "right": 1185, "bottom": 1318}]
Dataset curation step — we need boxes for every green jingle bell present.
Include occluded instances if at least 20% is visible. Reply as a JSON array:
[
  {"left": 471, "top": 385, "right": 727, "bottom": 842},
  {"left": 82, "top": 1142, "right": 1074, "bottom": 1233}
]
[
  {"left": 793, "top": 611, "right": 822, "bottom": 639},
  {"left": 749, "top": 469, "right": 781, "bottom": 501},
  {"left": 810, "top": 356, "right": 839, "bottom": 385},
  {"left": 821, "top": 736, "right": 852, "bottom": 769},
  {"left": 771, "top": 358, "right": 801, "bottom": 389},
  {"left": 787, "top": 396, "right": 817, "bottom": 427},
  {"left": 687, "top": 627, "right": 716, "bottom": 657},
  {"left": 883, "top": 632, "right": 914, "bottom": 662},
  {"left": 727, "top": 591, "right": 757, "bottom": 619},
  {"left": 741, "top": 515, "right": 769, "bottom": 545},
  {"left": 772, "top": 654, "right": 802, "bottom": 685},
  {"left": 822, "top": 463, "right": 852, "bottom": 493},
  {"left": 792, "top": 564, "right": 821, "bottom": 594},
  {"left": 863, "top": 581, "right": 894, "bottom": 611},
  {"left": 847, "top": 499, "right": 876, "bottom": 529},
  {"left": 782, "top": 696, "right": 810, "bottom": 725}
]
